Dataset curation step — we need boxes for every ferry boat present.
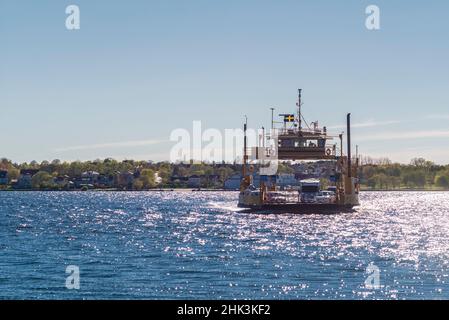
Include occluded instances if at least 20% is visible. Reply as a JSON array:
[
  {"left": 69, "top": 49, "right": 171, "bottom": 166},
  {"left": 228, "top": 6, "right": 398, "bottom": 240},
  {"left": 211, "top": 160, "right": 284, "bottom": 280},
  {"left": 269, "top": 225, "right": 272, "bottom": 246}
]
[{"left": 238, "top": 89, "right": 360, "bottom": 212}]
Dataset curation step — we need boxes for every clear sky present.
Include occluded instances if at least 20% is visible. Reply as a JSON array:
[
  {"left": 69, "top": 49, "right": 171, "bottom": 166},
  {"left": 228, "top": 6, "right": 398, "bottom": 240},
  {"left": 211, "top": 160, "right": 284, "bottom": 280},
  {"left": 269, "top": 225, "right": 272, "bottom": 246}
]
[{"left": 1, "top": 0, "right": 448, "bottom": 164}]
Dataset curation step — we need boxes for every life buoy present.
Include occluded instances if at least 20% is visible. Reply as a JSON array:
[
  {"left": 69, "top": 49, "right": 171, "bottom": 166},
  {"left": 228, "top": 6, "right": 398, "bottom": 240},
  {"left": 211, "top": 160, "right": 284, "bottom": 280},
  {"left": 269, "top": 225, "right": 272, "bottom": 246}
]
[{"left": 325, "top": 148, "right": 332, "bottom": 156}]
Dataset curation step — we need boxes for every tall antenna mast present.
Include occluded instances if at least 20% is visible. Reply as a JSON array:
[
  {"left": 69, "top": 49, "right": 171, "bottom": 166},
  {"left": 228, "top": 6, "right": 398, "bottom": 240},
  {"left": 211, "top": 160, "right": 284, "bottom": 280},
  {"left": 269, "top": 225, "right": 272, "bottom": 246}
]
[
  {"left": 296, "top": 89, "right": 302, "bottom": 129},
  {"left": 242, "top": 115, "right": 248, "bottom": 178}
]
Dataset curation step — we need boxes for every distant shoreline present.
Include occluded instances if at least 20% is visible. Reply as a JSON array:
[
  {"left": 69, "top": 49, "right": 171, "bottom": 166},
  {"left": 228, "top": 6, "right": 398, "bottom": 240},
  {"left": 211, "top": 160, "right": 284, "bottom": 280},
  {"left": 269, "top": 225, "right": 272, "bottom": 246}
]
[
  {"left": 0, "top": 188, "right": 229, "bottom": 192},
  {"left": 1, "top": 188, "right": 449, "bottom": 192},
  {"left": 360, "top": 188, "right": 449, "bottom": 192}
]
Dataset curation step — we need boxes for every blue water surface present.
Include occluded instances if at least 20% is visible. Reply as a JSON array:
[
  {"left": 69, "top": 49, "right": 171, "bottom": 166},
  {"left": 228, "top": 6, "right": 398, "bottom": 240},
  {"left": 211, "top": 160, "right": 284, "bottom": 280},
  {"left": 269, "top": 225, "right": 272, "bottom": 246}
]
[{"left": 1, "top": 191, "right": 448, "bottom": 299}]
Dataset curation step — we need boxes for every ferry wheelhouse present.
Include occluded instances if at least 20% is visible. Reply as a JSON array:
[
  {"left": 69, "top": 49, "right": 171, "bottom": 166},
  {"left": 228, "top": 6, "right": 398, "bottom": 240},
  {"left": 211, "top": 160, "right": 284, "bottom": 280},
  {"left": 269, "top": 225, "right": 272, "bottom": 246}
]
[{"left": 238, "top": 89, "right": 360, "bottom": 211}]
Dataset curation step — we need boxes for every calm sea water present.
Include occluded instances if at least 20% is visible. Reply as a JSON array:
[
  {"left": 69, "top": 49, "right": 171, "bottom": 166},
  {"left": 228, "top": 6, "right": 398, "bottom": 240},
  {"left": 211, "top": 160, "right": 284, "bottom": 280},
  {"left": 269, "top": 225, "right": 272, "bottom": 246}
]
[{"left": 1, "top": 191, "right": 449, "bottom": 299}]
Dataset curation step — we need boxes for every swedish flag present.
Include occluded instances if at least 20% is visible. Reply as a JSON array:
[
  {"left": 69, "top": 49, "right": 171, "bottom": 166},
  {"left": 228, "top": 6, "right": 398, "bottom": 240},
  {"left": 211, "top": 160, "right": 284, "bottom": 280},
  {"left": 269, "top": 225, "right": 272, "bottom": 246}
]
[{"left": 284, "top": 114, "right": 295, "bottom": 122}]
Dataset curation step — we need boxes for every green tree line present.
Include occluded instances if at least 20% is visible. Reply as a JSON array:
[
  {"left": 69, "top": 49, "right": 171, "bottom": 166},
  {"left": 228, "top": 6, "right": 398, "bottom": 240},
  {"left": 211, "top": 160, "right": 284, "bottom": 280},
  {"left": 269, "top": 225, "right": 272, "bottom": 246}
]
[
  {"left": 2, "top": 156, "right": 449, "bottom": 190},
  {"left": 359, "top": 157, "right": 449, "bottom": 190}
]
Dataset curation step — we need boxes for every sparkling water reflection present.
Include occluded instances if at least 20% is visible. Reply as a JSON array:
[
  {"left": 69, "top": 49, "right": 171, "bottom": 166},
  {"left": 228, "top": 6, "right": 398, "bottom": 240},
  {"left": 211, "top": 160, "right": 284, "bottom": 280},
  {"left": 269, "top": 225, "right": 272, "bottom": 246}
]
[{"left": 1, "top": 191, "right": 449, "bottom": 299}]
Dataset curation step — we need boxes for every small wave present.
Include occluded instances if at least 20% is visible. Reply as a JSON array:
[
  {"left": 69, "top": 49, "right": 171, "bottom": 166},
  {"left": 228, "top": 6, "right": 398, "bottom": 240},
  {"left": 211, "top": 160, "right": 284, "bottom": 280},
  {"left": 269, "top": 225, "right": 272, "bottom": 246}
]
[{"left": 207, "top": 201, "right": 244, "bottom": 212}]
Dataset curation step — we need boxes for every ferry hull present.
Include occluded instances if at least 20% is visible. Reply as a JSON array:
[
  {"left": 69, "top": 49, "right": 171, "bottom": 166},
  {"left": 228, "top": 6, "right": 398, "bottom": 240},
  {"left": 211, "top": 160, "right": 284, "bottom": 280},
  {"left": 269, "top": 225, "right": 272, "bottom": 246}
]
[
  {"left": 238, "top": 203, "right": 357, "bottom": 214},
  {"left": 238, "top": 192, "right": 359, "bottom": 213}
]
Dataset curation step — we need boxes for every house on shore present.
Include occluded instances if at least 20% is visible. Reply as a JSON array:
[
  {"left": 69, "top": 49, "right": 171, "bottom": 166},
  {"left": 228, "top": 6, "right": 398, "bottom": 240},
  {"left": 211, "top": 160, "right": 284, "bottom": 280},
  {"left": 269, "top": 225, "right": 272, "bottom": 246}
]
[
  {"left": 14, "top": 169, "right": 40, "bottom": 189},
  {"left": 224, "top": 174, "right": 241, "bottom": 190},
  {"left": 82, "top": 171, "right": 100, "bottom": 184},
  {"left": 187, "top": 175, "right": 201, "bottom": 188},
  {"left": 73, "top": 171, "right": 99, "bottom": 189},
  {"left": 187, "top": 175, "right": 221, "bottom": 188},
  {"left": 0, "top": 170, "right": 8, "bottom": 185},
  {"left": 116, "top": 171, "right": 135, "bottom": 189},
  {"left": 98, "top": 174, "right": 115, "bottom": 188}
]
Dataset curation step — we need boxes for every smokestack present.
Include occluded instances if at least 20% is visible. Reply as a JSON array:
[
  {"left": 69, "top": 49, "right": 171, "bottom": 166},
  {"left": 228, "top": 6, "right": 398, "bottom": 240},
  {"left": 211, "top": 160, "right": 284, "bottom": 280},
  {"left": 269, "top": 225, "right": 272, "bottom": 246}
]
[
  {"left": 297, "top": 89, "right": 302, "bottom": 129},
  {"left": 243, "top": 116, "right": 248, "bottom": 177},
  {"left": 347, "top": 113, "right": 351, "bottom": 178}
]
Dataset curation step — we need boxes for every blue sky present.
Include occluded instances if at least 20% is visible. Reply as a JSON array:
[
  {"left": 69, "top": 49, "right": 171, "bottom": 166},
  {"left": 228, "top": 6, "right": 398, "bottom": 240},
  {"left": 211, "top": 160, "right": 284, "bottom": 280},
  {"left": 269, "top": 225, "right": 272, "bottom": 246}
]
[{"left": 1, "top": 0, "right": 448, "bottom": 163}]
